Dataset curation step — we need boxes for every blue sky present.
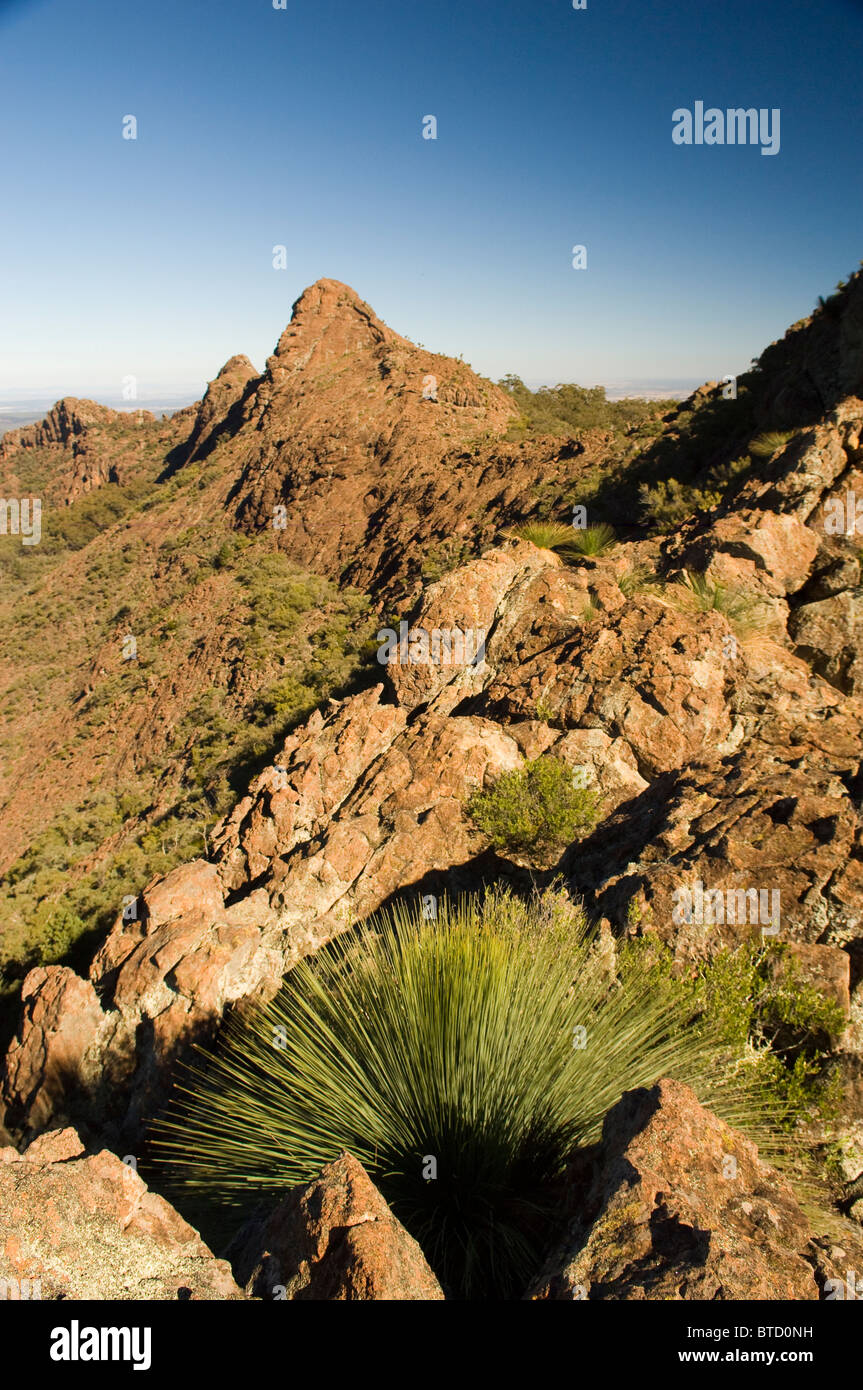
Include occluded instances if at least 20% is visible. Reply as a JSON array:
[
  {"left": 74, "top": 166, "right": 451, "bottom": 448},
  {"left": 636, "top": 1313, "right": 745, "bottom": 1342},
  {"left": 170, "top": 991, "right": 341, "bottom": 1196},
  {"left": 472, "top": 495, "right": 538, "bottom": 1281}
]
[{"left": 0, "top": 0, "right": 861, "bottom": 400}]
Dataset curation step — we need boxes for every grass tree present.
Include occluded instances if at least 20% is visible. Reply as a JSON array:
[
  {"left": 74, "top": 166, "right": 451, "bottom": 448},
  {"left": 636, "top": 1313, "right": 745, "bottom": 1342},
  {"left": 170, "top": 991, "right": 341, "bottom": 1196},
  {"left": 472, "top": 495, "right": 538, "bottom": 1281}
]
[{"left": 151, "top": 886, "right": 801, "bottom": 1300}]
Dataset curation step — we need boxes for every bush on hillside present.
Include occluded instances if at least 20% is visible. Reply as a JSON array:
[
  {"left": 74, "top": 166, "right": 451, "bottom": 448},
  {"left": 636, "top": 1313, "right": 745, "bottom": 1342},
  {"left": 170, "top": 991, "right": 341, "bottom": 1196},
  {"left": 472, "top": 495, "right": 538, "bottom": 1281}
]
[
  {"left": 467, "top": 755, "right": 601, "bottom": 854},
  {"left": 152, "top": 885, "right": 824, "bottom": 1299}
]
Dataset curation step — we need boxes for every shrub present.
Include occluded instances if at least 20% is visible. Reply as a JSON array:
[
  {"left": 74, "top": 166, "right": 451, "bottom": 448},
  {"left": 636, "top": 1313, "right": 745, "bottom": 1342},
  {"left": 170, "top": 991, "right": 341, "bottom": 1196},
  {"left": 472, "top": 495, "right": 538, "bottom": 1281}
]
[
  {"left": 638, "top": 455, "right": 751, "bottom": 530},
  {"left": 507, "top": 520, "right": 577, "bottom": 553},
  {"left": 420, "top": 539, "right": 474, "bottom": 583},
  {"left": 624, "top": 936, "right": 845, "bottom": 1129},
  {"left": 29, "top": 904, "right": 89, "bottom": 964},
  {"left": 466, "top": 755, "right": 601, "bottom": 854},
  {"left": 498, "top": 376, "right": 675, "bottom": 439},
  {"left": 617, "top": 563, "right": 660, "bottom": 597},
  {"left": 639, "top": 477, "right": 724, "bottom": 528},
  {"left": 568, "top": 523, "right": 616, "bottom": 556},
  {"left": 151, "top": 886, "right": 787, "bottom": 1299},
  {"left": 749, "top": 430, "right": 795, "bottom": 459},
  {"left": 671, "top": 569, "right": 769, "bottom": 637}
]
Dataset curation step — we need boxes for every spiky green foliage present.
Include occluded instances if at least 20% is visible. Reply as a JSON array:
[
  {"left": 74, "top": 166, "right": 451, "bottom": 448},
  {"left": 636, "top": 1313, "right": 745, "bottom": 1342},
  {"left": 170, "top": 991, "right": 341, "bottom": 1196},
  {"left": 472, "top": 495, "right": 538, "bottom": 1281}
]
[
  {"left": 671, "top": 569, "right": 769, "bottom": 637},
  {"left": 568, "top": 523, "right": 616, "bottom": 556},
  {"left": 506, "top": 520, "right": 577, "bottom": 553},
  {"left": 749, "top": 430, "right": 795, "bottom": 459},
  {"left": 151, "top": 887, "right": 793, "bottom": 1299},
  {"left": 617, "top": 563, "right": 660, "bottom": 597},
  {"left": 466, "top": 754, "right": 601, "bottom": 854}
]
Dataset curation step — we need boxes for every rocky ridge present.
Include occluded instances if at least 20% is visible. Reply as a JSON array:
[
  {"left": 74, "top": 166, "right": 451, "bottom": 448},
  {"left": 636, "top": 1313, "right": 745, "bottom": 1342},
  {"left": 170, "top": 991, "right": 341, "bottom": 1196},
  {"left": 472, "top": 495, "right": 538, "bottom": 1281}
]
[{"left": 2, "top": 270, "right": 863, "bottom": 1297}]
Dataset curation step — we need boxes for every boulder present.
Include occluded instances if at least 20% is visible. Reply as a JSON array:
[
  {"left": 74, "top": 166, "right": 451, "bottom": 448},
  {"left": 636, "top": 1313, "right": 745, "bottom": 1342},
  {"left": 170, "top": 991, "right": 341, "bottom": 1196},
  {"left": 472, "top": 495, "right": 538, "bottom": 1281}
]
[
  {"left": 526, "top": 1079, "right": 819, "bottom": 1300},
  {"left": 0, "top": 1128, "right": 242, "bottom": 1300},
  {"left": 226, "top": 1153, "right": 444, "bottom": 1300}
]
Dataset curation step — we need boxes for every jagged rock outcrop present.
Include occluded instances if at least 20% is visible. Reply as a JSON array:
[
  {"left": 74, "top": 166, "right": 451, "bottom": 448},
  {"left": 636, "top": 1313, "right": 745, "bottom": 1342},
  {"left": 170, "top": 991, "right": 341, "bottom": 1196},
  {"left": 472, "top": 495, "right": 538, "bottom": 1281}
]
[
  {"left": 0, "top": 397, "right": 156, "bottom": 502},
  {"left": 4, "top": 272, "right": 863, "bottom": 1275},
  {"left": 0, "top": 1126, "right": 243, "bottom": 1299},
  {"left": 525, "top": 1079, "right": 860, "bottom": 1300},
  {"left": 4, "top": 510, "right": 863, "bottom": 1146},
  {"left": 180, "top": 354, "right": 259, "bottom": 464},
  {"left": 0, "top": 397, "right": 118, "bottom": 456},
  {"left": 168, "top": 277, "right": 604, "bottom": 601},
  {"left": 227, "top": 1153, "right": 444, "bottom": 1300}
]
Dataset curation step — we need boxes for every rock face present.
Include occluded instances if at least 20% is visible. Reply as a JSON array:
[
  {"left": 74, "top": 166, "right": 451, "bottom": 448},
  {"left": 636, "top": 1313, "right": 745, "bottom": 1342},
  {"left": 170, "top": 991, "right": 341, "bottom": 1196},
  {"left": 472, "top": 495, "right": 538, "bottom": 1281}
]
[
  {"left": 226, "top": 1153, "right": 444, "bottom": 1300},
  {"left": 0, "top": 1127, "right": 243, "bottom": 1300},
  {"left": 526, "top": 1079, "right": 824, "bottom": 1301},
  {"left": 175, "top": 277, "right": 627, "bottom": 602},
  {"left": 0, "top": 397, "right": 118, "bottom": 458},
  {"left": 180, "top": 354, "right": 259, "bottom": 464},
  {"left": 4, "top": 524, "right": 863, "bottom": 1145},
  {"left": 3, "top": 271, "right": 863, "bottom": 1292},
  {"left": 0, "top": 396, "right": 156, "bottom": 502}
]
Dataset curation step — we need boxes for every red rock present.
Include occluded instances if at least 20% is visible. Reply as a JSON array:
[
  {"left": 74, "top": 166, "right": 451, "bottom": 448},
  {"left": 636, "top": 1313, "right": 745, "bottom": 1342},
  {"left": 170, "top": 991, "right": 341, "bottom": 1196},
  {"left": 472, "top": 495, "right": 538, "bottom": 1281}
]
[
  {"left": 227, "top": 1153, "right": 443, "bottom": 1300},
  {"left": 0, "top": 1128, "right": 243, "bottom": 1299},
  {"left": 527, "top": 1079, "right": 820, "bottom": 1300}
]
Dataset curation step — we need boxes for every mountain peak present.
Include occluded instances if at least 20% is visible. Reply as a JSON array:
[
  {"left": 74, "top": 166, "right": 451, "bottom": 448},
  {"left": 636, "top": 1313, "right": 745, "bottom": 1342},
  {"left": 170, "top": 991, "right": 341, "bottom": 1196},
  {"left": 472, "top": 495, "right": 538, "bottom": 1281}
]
[{"left": 267, "top": 279, "right": 403, "bottom": 373}]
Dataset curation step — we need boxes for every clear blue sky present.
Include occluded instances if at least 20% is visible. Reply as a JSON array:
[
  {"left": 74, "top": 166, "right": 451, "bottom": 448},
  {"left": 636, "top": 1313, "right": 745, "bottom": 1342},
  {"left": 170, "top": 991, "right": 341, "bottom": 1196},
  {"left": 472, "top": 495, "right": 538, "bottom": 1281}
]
[{"left": 0, "top": 0, "right": 861, "bottom": 400}]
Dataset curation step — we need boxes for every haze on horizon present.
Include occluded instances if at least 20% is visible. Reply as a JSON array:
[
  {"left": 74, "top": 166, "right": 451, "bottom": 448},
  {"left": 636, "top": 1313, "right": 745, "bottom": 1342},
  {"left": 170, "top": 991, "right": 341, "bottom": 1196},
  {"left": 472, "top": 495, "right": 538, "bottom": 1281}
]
[{"left": 0, "top": 0, "right": 861, "bottom": 402}]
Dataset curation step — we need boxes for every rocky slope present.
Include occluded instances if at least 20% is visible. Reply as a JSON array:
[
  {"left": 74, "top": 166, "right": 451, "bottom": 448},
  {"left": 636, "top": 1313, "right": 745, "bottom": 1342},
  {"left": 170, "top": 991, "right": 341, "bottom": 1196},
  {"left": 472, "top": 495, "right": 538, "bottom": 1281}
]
[{"left": 2, "top": 269, "right": 863, "bottom": 1298}]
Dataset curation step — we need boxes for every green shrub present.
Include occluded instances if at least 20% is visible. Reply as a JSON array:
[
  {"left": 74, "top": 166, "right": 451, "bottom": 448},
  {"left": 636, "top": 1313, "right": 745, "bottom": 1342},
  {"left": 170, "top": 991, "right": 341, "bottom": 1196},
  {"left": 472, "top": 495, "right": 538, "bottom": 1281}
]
[
  {"left": 507, "top": 520, "right": 577, "bottom": 553},
  {"left": 638, "top": 454, "right": 751, "bottom": 530},
  {"left": 467, "top": 755, "right": 601, "bottom": 854},
  {"left": 568, "top": 523, "right": 616, "bottom": 556},
  {"left": 672, "top": 569, "right": 769, "bottom": 637},
  {"left": 639, "top": 476, "right": 724, "bottom": 528},
  {"left": 749, "top": 430, "right": 795, "bottom": 459},
  {"left": 420, "top": 539, "right": 474, "bottom": 583},
  {"left": 30, "top": 904, "right": 89, "bottom": 964},
  {"left": 151, "top": 885, "right": 788, "bottom": 1299},
  {"left": 623, "top": 936, "right": 845, "bottom": 1128},
  {"left": 498, "top": 376, "right": 675, "bottom": 440},
  {"left": 617, "top": 564, "right": 660, "bottom": 597}
]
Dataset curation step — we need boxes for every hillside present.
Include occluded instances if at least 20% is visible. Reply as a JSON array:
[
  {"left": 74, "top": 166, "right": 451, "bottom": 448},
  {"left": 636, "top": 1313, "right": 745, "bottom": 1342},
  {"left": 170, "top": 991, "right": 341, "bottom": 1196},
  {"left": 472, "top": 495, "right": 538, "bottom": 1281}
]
[{"left": 2, "top": 269, "right": 863, "bottom": 1300}]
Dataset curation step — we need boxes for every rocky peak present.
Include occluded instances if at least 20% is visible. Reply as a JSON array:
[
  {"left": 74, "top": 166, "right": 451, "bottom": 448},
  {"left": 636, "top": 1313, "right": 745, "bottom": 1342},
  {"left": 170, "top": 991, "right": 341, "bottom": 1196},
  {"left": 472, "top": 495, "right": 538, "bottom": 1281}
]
[
  {"left": 181, "top": 353, "right": 259, "bottom": 465},
  {"left": 0, "top": 397, "right": 127, "bottom": 460},
  {"left": 266, "top": 278, "right": 402, "bottom": 374}
]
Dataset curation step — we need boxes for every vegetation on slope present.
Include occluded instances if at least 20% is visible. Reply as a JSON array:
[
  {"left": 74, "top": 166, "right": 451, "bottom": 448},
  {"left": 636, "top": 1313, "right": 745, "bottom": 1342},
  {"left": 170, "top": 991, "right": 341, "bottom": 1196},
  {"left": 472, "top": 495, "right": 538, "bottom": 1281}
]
[
  {"left": 0, "top": 443, "right": 379, "bottom": 1014},
  {"left": 152, "top": 885, "right": 830, "bottom": 1300}
]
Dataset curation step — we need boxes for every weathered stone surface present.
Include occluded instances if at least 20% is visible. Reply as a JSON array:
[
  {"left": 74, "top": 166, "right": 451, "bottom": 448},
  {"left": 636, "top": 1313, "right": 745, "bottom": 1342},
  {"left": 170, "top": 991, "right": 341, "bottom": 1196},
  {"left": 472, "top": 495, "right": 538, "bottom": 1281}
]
[
  {"left": 0, "top": 1128, "right": 243, "bottom": 1300},
  {"left": 526, "top": 1079, "right": 819, "bottom": 1300},
  {"left": 4, "top": 272, "right": 863, "bottom": 1291},
  {"left": 573, "top": 732, "right": 863, "bottom": 957},
  {"left": 182, "top": 354, "right": 259, "bottom": 463},
  {"left": 227, "top": 1153, "right": 443, "bottom": 1300},
  {"left": 789, "top": 588, "right": 863, "bottom": 694},
  {"left": 2, "top": 968, "right": 106, "bottom": 1136}
]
